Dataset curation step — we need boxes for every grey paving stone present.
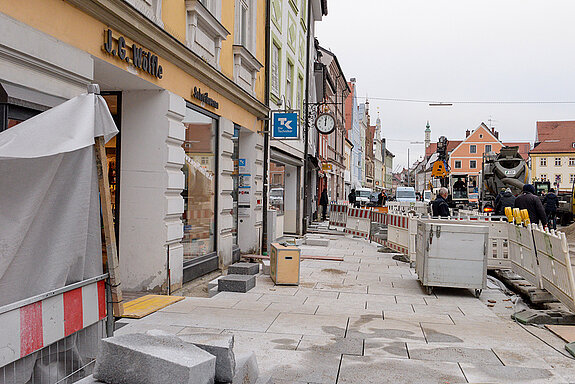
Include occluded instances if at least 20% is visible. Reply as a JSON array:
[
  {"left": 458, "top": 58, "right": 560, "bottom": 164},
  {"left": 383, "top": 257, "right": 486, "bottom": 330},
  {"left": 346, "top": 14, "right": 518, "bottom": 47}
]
[
  {"left": 406, "top": 342, "right": 502, "bottom": 365},
  {"left": 305, "top": 237, "right": 330, "bottom": 246},
  {"left": 93, "top": 333, "right": 216, "bottom": 384},
  {"left": 229, "top": 262, "right": 260, "bottom": 275},
  {"left": 459, "top": 363, "right": 564, "bottom": 383},
  {"left": 296, "top": 335, "right": 363, "bottom": 355},
  {"left": 179, "top": 333, "right": 235, "bottom": 383},
  {"left": 232, "top": 352, "right": 259, "bottom": 384},
  {"left": 338, "top": 355, "right": 466, "bottom": 384},
  {"left": 363, "top": 340, "right": 409, "bottom": 358},
  {"left": 219, "top": 274, "right": 256, "bottom": 293},
  {"left": 266, "top": 313, "right": 348, "bottom": 337}
]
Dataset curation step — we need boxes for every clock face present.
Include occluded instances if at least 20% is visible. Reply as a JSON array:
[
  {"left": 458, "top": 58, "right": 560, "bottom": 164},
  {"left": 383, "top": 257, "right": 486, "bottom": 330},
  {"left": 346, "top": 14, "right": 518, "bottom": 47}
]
[{"left": 315, "top": 113, "right": 336, "bottom": 134}]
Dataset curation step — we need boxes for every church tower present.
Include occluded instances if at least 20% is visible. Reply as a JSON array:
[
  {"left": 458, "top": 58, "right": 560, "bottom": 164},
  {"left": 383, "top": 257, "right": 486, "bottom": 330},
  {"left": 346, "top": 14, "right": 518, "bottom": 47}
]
[{"left": 425, "top": 121, "right": 431, "bottom": 149}]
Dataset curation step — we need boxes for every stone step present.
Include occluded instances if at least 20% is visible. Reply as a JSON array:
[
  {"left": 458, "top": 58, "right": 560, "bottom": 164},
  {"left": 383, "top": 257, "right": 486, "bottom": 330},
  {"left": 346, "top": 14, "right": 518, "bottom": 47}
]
[
  {"left": 228, "top": 262, "right": 260, "bottom": 275},
  {"left": 208, "top": 285, "right": 219, "bottom": 298},
  {"left": 93, "top": 333, "right": 216, "bottom": 384},
  {"left": 218, "top": 274, "right": 256, "bottom": 293},
  {"left": 208, "top": 276, "right": 225, "bottom": 290}
]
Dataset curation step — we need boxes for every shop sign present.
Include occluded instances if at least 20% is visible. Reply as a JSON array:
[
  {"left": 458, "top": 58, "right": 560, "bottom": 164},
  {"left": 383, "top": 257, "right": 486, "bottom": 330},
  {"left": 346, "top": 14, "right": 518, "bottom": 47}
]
[
  {"left": 238, "top": 158, "right": 250, "bottom": 173},
  {"left": 272, "top": 112, "right": 299, "bottom": 139},
  {"left": 322, "top": 163, "right": 333, "bottom": 171},
  {"left": 193, "top": 87, "right": 219, "bottom": 109},
  {"left": 103, "top": 29, "right": 163, "bottom": 79}
]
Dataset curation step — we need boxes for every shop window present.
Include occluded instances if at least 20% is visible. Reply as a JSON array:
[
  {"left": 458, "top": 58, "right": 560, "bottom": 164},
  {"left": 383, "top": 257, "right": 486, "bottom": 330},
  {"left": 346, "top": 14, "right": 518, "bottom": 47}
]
[
  {"left": 469, "top": 145, "right": 476, "bottom": 154},
  {"left": 269, "top": 162, "right": 285, "bottom": 214},
  {"left": 555, "top": 157, "right": 562, "bottom": 166},
  {"left": 181, "top": 106, "right": 217, "bottom": 260},
  {"left": 540, "top": 157, "right": 547, "bottom": 167}
]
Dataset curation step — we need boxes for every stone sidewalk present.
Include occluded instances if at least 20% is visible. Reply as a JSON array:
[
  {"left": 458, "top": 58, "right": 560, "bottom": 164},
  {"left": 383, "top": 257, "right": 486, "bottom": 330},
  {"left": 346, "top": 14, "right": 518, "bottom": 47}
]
[{"left": 116, "top": 234, "right": 575, "bottom": 383}]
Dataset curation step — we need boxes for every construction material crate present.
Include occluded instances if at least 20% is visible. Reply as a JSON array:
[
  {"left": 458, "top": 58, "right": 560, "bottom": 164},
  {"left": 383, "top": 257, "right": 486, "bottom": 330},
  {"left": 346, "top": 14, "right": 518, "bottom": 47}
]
[
  {"left": 415, "top": 221, "right": 488, "bottom": 297},
  {"left": 270, "top": 243, "right": 300, "bottom": 285}
]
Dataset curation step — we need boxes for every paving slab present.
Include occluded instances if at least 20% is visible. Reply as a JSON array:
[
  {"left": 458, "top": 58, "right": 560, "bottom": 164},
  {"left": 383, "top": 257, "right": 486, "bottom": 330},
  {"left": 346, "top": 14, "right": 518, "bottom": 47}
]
[
  {"left": 264, "top": 302, "right": 319, "bottom": 314},
  {"left": 296, "top": 335, "right": 363, "bottom": 355},
  {"left": 363, "top": 340, "right": 409, "bottom": 358},
  {"left": 459, "top": 363, "right": 565, "bottom": 383},
  {"left": 222, "top": 330, "right": 301, "bottom": 353},
  {"left": 266, "top": 313, "right": 348, "bottom": 337},
  {"left": 253, "top": 349, "right": 340, "bottom": 384},
  {"left": 337, "top": 355, "right": 467, "bottom": 384},
  {"left": 346, "top": 316, "right": 426, "bottom": 342},
  {"left": 406, "top": 342, "right": 502, "bottom": 364}
]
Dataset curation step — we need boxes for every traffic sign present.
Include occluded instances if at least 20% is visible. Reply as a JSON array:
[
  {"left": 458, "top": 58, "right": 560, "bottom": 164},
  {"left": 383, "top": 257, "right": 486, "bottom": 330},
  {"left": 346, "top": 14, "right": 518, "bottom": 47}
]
[{"left": 272, "top": 112, "right": 299, "bottom": 139}]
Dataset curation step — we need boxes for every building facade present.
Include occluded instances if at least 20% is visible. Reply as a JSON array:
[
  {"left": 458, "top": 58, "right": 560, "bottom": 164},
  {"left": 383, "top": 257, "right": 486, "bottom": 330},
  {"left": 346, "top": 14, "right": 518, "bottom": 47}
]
[
  {"left": 0, "top": 0, "right": 268, "bottom": 293},
  {"left": 530, "top": 121, "right": 575, "bottom": 193}
]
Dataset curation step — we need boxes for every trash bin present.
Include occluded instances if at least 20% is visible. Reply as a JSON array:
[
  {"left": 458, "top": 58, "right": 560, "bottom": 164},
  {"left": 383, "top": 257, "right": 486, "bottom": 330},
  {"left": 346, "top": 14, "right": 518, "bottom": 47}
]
[
  {"left": 269, "top": 243, "right": 300, "bottom": 285},
  {"left": 415, "top": 221, "right": 488, "bottom": 297}
]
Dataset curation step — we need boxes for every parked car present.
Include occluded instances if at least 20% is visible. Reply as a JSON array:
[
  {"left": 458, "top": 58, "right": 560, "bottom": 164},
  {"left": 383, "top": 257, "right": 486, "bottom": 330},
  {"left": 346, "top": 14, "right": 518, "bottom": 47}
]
[{"left": 395, "top": 186, "right": 417, "bottom": 202}]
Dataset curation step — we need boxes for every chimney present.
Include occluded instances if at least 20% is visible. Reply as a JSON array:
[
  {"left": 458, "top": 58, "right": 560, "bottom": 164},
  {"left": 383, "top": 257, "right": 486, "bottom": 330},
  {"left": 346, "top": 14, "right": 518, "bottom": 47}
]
[{"left": 465, "top": 130, "right": 470, "bottom": 137}]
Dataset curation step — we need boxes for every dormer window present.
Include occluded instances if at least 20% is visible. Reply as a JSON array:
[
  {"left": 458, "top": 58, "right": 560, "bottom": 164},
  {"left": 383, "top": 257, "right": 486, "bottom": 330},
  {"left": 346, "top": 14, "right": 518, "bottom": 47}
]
[{"left": 185, "top": 0, "right": 229, "bottom": 69}]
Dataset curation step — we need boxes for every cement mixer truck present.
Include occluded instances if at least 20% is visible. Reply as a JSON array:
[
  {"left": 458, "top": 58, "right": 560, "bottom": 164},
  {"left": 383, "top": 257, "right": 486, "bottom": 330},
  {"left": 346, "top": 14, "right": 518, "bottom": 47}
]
[{"left": 480, "top": 146, "right": 530, "bottom": 212}]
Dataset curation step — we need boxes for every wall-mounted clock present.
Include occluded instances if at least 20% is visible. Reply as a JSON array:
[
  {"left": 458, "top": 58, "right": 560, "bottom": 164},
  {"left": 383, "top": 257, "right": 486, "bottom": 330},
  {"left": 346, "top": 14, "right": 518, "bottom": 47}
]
[{"left": 315, "top": 113, "right": 336, "bottom": 135}]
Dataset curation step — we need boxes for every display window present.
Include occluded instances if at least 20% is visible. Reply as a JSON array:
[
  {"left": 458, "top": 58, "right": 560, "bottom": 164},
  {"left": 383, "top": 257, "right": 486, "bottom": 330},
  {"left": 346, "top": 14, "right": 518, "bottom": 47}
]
[
  {"left": 182, "top": 106, "right": 217, "bottom": 260},
  {"left": 270, "top": 161, "right": 285, "bottom": 214}
]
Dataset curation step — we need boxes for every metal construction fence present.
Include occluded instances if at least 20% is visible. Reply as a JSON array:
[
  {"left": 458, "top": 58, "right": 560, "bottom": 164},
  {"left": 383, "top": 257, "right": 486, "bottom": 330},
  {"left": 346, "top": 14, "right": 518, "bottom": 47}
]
[{"left": 0, "top": 275, "right": 109, "bottom": 384}]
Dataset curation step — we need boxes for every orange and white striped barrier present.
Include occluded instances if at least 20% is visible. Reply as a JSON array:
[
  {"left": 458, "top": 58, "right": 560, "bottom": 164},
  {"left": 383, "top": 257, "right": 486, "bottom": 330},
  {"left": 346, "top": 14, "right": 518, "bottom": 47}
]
[
  {"left": 0, "top": 275, "right": 107, "bottom": 367},
  {"left": 344, "top": 207, "right": 372, "bottom": 238},
  {"left": 384, "top": 213, "right": 411, "bottom": 255}
]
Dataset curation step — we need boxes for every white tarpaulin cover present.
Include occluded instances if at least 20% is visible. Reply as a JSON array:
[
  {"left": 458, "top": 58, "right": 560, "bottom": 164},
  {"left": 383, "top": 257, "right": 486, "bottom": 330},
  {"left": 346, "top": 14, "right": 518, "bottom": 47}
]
[{"left": 0, "top": 93, "right": 118, "bottom": 306}]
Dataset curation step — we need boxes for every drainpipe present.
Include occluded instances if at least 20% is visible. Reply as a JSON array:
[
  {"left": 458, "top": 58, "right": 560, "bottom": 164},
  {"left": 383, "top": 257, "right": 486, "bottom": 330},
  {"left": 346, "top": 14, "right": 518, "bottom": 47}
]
[
  {"left": 302, "top": 0, "right": 312, "bottom": 234},
  {"left": 262, "top": 0, "right": 271, "bottom": 253}
]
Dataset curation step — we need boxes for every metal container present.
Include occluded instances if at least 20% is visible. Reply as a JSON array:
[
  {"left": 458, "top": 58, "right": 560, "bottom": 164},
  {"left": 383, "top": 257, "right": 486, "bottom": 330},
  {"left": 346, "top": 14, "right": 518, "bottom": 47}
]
[{"left": 415, "top": 221, "right": 488, "bottom": 297}]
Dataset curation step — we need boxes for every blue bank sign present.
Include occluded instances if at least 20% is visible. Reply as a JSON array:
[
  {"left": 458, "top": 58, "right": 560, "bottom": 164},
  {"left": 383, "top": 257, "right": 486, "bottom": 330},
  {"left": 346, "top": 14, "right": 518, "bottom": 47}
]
[{"left": 272, "top": 112, "right": 299, "bottom": 139}]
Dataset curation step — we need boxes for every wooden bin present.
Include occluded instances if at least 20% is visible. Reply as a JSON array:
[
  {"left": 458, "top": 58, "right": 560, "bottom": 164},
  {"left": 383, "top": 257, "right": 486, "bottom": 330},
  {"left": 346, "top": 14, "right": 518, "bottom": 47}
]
[{"left": 270, "top": 243, "right": 300, "bottom": 285}]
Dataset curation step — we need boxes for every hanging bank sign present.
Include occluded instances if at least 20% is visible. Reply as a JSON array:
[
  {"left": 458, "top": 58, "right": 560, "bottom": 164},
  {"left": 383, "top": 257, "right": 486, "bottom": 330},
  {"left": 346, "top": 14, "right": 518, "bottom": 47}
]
[{"left": 103, "top": 29, "right": 163, "bottom": 79}]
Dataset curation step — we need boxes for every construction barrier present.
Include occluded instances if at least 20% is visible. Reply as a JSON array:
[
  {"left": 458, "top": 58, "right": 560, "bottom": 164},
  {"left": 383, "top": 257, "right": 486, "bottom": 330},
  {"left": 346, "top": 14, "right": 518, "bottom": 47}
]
[
  {"left": 344, "top": 207, "right": 372, "bottom": 238},
  {"left": 387, "top": 201, "right": 429, "bottom": 215},
  {"left": 532, "top": 225, "right": 575, "bottom": 313},
  {"left": 370, "top": 210, "right": 388, "bottom": 246},
  {"left": 329, "top": 202, "right": 348, "bottom": 228},
  {"left": 384, "top": 212, "right": 410, "bottom": 255},
  {"left": 0, "top": 275, "right": 108, "bottom": 382},
  {"left": 508, "top": 223, "right": 542, "bottom": 288}
]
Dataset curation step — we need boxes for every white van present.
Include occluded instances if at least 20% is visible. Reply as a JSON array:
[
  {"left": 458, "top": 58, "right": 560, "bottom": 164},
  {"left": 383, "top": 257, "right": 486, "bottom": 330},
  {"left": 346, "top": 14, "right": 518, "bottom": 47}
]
[
  {"left": 355, "top": 187, "right": 372, "bottom": 206},
  {"left": 395, "top": 186, "right": 417, "bottom": 202}
]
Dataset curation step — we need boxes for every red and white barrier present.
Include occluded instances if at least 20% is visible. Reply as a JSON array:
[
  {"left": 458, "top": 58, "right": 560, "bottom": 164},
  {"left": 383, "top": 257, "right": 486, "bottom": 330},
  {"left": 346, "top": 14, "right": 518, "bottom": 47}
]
[
  {"left": 0, "top": 276, "right": 106, "bottom": 367},
  {"left": 384, "top": 213, "right": 410, "bottom": 255},
  {"left": 329, "top": 203, "right": 348, "bottom": 228},
  {"left": 345, "top": 207, "right": 371, "bottom": 238}
]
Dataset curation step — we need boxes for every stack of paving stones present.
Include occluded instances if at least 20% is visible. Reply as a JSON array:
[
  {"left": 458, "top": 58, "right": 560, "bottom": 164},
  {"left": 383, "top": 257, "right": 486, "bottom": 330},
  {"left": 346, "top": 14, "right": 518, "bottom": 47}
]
[
  {"left": 217, "top": 262, "right": 259, "bottom": 294},
  {"left": 75, "top": 331, "right": 271, "bottom": 384}
]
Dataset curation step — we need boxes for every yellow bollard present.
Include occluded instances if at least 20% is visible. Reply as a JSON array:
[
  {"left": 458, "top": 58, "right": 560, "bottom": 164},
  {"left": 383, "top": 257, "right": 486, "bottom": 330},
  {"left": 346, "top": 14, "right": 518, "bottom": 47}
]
[
  {"left": 520, "top": 209, "right": 530, "bottom": 225},
  {"left": 504, "top": 206, "right": 514, "bottom": 223},
  {"left": 513, "top": 208, "right": 522, "bottom": 225}
]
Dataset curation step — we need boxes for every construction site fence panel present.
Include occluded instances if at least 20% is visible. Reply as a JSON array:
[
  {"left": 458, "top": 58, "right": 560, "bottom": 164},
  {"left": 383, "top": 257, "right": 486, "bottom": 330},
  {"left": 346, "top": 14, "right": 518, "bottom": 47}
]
[
  {"left": 531, "top": 225, "right": 575, "bottom": 313},
  {"left": 329, "top": 202, "right": 348, "bottom": 228},
  {"left": 384, "top": 213, "right": 410, "bottom": 256},
  {"left": 0, "top": 274, "right": 108, "bottom": 384},
  {"left": 387, "top": 201, "right": 429, "bottom": 215},
  {"left": 507, "top": 223, "right": 542, "bottom": 289},
  {"left": 344, "top": 207, "right": 372, "bottom": 238}
]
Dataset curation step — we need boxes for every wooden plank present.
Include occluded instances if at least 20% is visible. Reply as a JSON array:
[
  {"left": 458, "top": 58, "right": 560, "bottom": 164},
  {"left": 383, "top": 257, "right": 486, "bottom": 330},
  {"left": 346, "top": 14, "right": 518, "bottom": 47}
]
[
  {"left": 246, "top": 254, "right": 344, "bottom": 262},
  {"left": 95, "top": 136, "right": 124, "bottom": 317},
  {"left": 545, "top": 325, "right": 575, "bottom": 343},
  {"left": 121, "top": 295, "right": 185, "bottom": 319}
]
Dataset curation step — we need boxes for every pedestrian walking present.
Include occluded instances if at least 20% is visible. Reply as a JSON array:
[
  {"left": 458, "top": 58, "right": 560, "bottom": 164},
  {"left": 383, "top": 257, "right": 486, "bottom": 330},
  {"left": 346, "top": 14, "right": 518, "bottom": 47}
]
[
  {"left": 432, "top": 187, "right": 450, "bottom": 217},
  {"left": 320, "top": 188, "right": 329, "bottom": 221},
  {"left": 495, "top": 188, "right": 516, "bottom": 215},
  {"left": 377, "top": 191, "right": 384, "bottom": 206},
  {"left": 514, "top": 184, "right": 547, "bottom": 225},
  {"left": 543, "top": 188, "right": 560, "bottom": 230},
  {"left": 348, "top": 188, "right": 356, "bottom": 206}
]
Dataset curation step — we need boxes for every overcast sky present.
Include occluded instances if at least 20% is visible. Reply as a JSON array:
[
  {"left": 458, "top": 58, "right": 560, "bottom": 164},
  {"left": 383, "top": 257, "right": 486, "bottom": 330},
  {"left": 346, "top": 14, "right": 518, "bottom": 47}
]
[{"left": 316, "top": 0, "right": 575, "bottom": 170}]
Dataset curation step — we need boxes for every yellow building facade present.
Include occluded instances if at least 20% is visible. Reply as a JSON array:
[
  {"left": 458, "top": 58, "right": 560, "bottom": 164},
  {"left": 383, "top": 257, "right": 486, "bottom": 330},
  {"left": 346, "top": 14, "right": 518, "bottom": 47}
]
[{"left": 0, "top": 0, "right": 269, "bottom": 292}]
